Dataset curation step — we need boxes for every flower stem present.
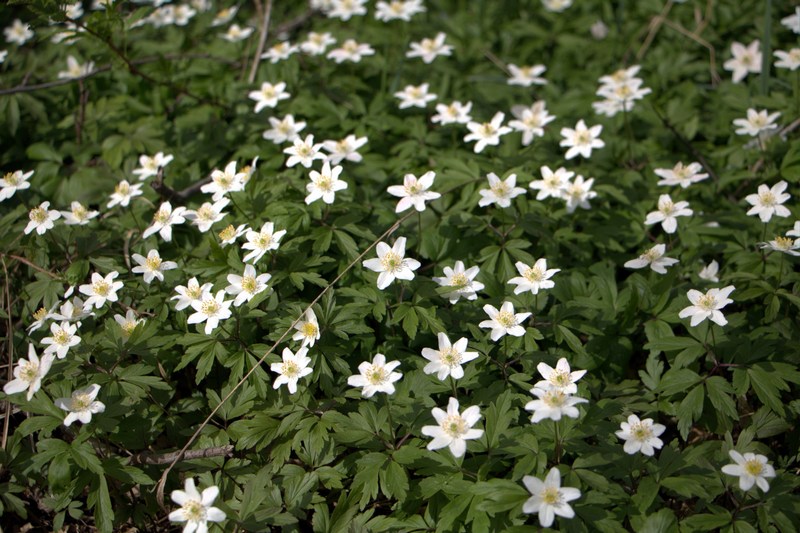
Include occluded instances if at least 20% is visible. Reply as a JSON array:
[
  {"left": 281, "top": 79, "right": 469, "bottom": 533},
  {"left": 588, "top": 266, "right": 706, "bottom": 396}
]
[
  {"left": 383, "top": 394, "right": 397, "bottom": 445},
  {"left": 450, "top": 376, "right": 458, "bottom": 399},
  {"left": 554, "top": 419, "right": 562, "bottom": 465}
]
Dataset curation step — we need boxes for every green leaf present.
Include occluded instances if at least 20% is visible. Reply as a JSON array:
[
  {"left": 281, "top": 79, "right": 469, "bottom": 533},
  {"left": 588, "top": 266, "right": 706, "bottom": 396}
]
[
  {"left": 556, "top": 325, "right": 588, "bottom": 357},
  {"left": 88, "top": 476, "right": 114, "bottom": 533},
  {"left": 748, "top": 366, "right": 788, "bottom": 416},
  {"left": 680, "top": 512, "right": 732, "bottom": 531},
  {"left": 676, "top": 385, "right": 704, "bottom": 440},
  {"left": 484, "top": 390, "right": 515, "bottom": 449},
  {"left": 638, "top": 508, "right": 677, "bottom": 533},
  {"left": 705, "top": 376, "right": 738, "bottom": 419},
  {"left": 352, "top": 452, "right": 387, "bottom": 509},
  {"left": 379, "top": 460, "right": 408, "bottom": 501}
]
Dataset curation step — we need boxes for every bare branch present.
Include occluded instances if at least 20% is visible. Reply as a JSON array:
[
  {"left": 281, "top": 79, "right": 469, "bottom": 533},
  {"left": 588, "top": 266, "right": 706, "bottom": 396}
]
[{"left": 130, "top": 445, "right": 235, "bottom": 465}]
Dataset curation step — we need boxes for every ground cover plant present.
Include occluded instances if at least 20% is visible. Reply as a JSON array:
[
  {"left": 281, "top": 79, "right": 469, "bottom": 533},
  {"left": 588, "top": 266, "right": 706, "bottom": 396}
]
[{"left": 1, "top": 0, "right": 799, "bottom": 531}]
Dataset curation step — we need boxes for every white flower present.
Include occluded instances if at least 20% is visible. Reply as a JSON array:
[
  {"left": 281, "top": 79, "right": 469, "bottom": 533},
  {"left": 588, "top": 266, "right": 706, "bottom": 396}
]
[
  {"left": 220, "top": 23, "right": 253, "bottom": 42},
  {"left": 202, "top": 161, "right": 246, "bottom": 201},
  {"left": 347, "top": 353, "right": 402, "bottom": 397},
  {"left": 432, "top": 101, "right": 473, "bottom": 125},
  {"left": 0, "top": 169, "right": 33, "bottom": 201},
  {"left": 292, "top": 309, "right": 321, "bottom": 347},
  {"left": 218, "top": 224, "right": 248, "bottom": 246},
  {"left": 321, "top": 134, "right": 368, "bottom": 164},
  {"left": 678, "top": 285, "right": 736, "bottom": 327},
  {"left": 432, "top": 261, "right": 484, "bottom": 304},
  {"left": 624, "top": 244, "right": 679, "bottom": 274},
  {"left": 421, "top": 333, "right": 479, "bottom": 381},
  {"left": 57, "top": 55, "right": 94, "bottom": 79},
  {"left": 306, "top": 162, "right": 348, "bottom": 205},
  {"left": 225, "top": 264, "right": 271, "bottom": 306},
  {"left": 541, "top": 0, "right": 573, "bottom": 12},
  {"left": 421, "top": 397, "right": 484, "bottom": 457},
  {"left": 114, "top": 309, "right": 144, "bottom": 340},
  {"left": 362, "top": 237, "right": 420, "bottom": 290},
  {"left": 188, "top": 290, "right": 233, "bottom": 335},
  {"left": 41, "top": 321, "right": 81, "bottom": 359},
  {"left": 326, "top": 39, "right": 375, "bottom": 63},
  {"left": 79, "top": 271, "right": 124, "bottom": 310},
  {"left": 172, "top": 277, "right": 213, "bottom": 311},
  {"left": 387, "top": 171, "right": 440, "bottom": 212},
  {"left": 328, "top": 0, "right": 367, "bottom": 20},
  {"left": 55, "top": 384, "right": 105, "bottom": 426},
  {"left": 184, "top": 199, "right": 230, "bottom": 233},
  {"left": 560, "top": 119, "right": 604, "bottom": 159},
  {"left": 781, "top": 7, "right": 800, "bottom": 34},
  {"left": 698, "top": 260, "right": 720, "bottom": 283},
  {"left": 49, "top": 296, "right": 93, "bottom": 324},
  {"left": 655, "top": 162, "right": 709, "bottom": 188},
  {"left": 3, "top": 345, "right": 54, "bottom": 401},
  {"left": 774, "top": 48, "right": 800, "bottom": 70},
  {"left": 132, "top": 249, "right": 178, "bottom": 284},
  {"left": 594, "top": 77, "right": 651, "bottom": 116},
  {"left": 733, "top": 108, "right": 780, "bottom": 137},
  {"left": 0, "top": 50, "right": 6, "bottom": 63},
  {"left": 721, "top": 450, "right": 776, "bottom": 493},
  {"left": 271, "top": 347, "right": 313, "bottom": 394},
  {"left": 787, "top": 221, "right": 800, "bottom": 238},
  {"left": 60, "top": 201, "right": 99, "bottom": 226},
  {"left": 242, "top": 222, "right": 287, "bottom": 263},
  {"left": 760, "top": 236, "right": 800, "bottom": 256},
  {"left": 563, "top": 175, "right": 597, "bottom": 213},
  {"left": 300, "top": 31, "right": 336, "bottom": 55},
  {"left": 534, "top": 358, "right": 586, "bottom": 394},
  {"left": 210, "top": 5, "right": 238, "bottom": 26},
  {"left": 645, "top": 194, "right": 693, "bottom": 233},
  {"left": 464, "top": 112, "right": 512, "bottom": 153},
  {"left": 173, "top": 4, "right": 196, "bottom": 25},
  {"left": 375, "top": 0, "right": 425, "bottom": 21},
  {"left": 529, "top": 165, "right": 572, "bottom": 200},
  {"left": 28, "top": 305, "right": 53, "bottom": 334},
  {"left": 591, "top": 20, "right": 609, "bottom": 39},
  {"left": 525, "top": 387, "right": 588, "bottom": 423},
  {"left": 406, "top": 32, "right": 452, "bottom": 63},
  {"left": 145, "top": 5, "right": 175, "bottom": 27},
  {"left": 394, "top": 83, "right": 437, "bottom": 109},
  {"left": 4, "top": 20, "right": 34, "bottom": 46},
  {"left": 169, "top": 478, "right": 226, "bottom": 533},
  {"left": 248, "top": 82, "right": 290, "bottom": 113},
  {"left": 24, "top": 201, "right": 61, "bottom": 235},
  {"left": 133, "top": 152, "right": 174, "bottom": 181},
  {"left": 478, "top": 172, "right": 526, "bottom": 208},
  {"left": 508, "top": 259, "right": 559, "bottom": 295},
  {"left": 745, "top": 181, "right": 791, "bottom": 223},
  {"left": 479, "top": 302, "right": 531, "bottom": 341},
  {"left": 284, "top": 134, "right": 325, "bottom": 168},
  {"left": 261, "top": 41, "right": 299, "bottom": 63},
  {"left": 615, "top": 414, "right": 666, "bottom": 456},
  {"left": 724, "top": 40, "right": 761, "bottom": 83},
  {"left": 263, "top": 114, "right": 306, "bottom": 144},
  {"left": 107, "top": 180, "right": 143, "bottom": 208},
  {"left": 507, "top": 64, "right": 547, "bottom": 86},
  {"left": 509, "top": 101, "right": 555, "bottom": 146},
  {"left": 522, "top": 468, "right": 581, "bottom": 528},
  {"left": 143, "top": 202, "right": 186, "bottom": 241}
]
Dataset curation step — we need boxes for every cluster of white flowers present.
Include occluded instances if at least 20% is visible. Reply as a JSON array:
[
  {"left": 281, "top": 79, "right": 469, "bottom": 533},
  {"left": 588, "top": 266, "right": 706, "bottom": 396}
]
[{"left": 593, "top": 65, "right": 651, "bottom": 117}]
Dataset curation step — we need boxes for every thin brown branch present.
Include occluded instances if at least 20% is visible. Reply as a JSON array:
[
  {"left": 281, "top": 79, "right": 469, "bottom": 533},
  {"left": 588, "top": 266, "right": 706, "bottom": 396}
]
[
  {"left": 651, "top": 104, "right": 720, "bottom": 183},
  {"left": 0, "top": 254, "right": 59, "bottom": 278},
  {"left": 248, "top": 0, "right": 274, "bottom": 84},
  {"left": 130, "top": 445, "right": 234, "bottom": 465},
  {"left": 1, "top": 257, "right": 14, "bottom": 450}
]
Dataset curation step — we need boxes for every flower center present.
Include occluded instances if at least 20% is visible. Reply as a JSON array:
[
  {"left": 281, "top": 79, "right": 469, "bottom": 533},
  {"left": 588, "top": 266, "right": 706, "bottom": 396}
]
[
  {"left": 660, "top": 201, "right": 675, "bottom": 214},
  {"left": 262, "top": 87, "right": 276, "bottom": 98},
  {"left": 642, "top": 248, "right": 660, "bottom": 262},
  {"left": 741, "top": 55, "right": 752, "bottom": 66},
  {"left": 380, "top": 251, "right": 403, "bottom": 272},
  {"left": 33, "top": 307, "right": 48, "bottom": 321},
  {"left": 145, "top": 256, "right": 162, "bottom": 271},
  {"left": 317, "top": 176, "right": 333, "bottom": 192},
  {"left": 93, "top": 280, "right": 110, "bottom": 296},
  {"left": 543, "top": 389, "right": 567, "bottom": 408},
  {"left": 759, "top": 192, "right": 775, "bottom": 206},
  {"left": 409, "top": 88, "right": 423, "bottom": 99},
  {"left": 197, "top": 205, "right": 215, "bottom": 221},
  {"left": 183, "top": 499, "right": 206, "bottom": 522},
  {"left": 366, "top": 365, "right": 387, "bottom": 385},
  {"left": 241, "top": 275, "right": 257, "bottom": 293},
  {"left": 122, "top": 321, "right": 138, "bottom": 337},
  {"left": 219, "top": 225, "right": 236, "bottom": 241},
  {"left": 631, "top": 422, "right": 653, "bottom": 441},
  {"left": 491, "top": 182, "right": 510, "bottom": 197},
  {"left": 153, "top": 208, "right": 170, "bottom": 224},
  {"left": 541, "top": 487, "right": 563, "bottom": 506},
  {"left": 215, "top": 174, "right": 233, "bottom": 188},
  {"left": 450, "top": 272, "right": 469, "bottom": 288},
  {"left": 616, "top": 85, "right": 632, "bottom": 99},
  {"left": 187, "top": 285, "right": 202, "bottom": 299},
  {"left": 344, "top": 41, "right": 358, "bottom": 53},
  {"left": 53, "top": 328, "right": 70, "bottom": 345},
  {"left": 744, "top": 459, "right": 764, "bottom": 476},
  {"left": 30, "top": 207, "right": 47, "bottom": 223},
  {"left": 115, "top": 182, "right": 130, "bottom": 195},
  {"left": 72, "top": 204, "right": 88, "bottom": 220},
  {"left": 72, "top": 392, "right": 92, "bottom": 411},
  {"left": 255, "top": 233, "right": 272, "bottom": 249},
  {"left": 298, "top": 145, "right": 312, "bottom": 157},
  {"left": 282, "top": 361, "right": 300, "bottom": 378},
  {"left": 390, "top": 1, "right": 403, "bottom": 14},
  {"left": 576, "top": 131, "right": 591, "bottom": 144},
  {"left": 550, "top": 370, "right": 570, "bottom": 388},
  {"left": 442, "top": 414, "right": 467, "bottom": 437},
  {"left": 201, "top": 299, "right": 220, "bottom": 316},
  {"left": 524, "top": 267, "right": 544, "bottom": 283},
  {"left": 439, "top": 347, "right": 462, "bottom": 367},
  {"left": 496, "top": 310, "right": 517, "bottom": 328},
  {"left": 4, "top": 172, "right": 19, "bottom": 185},
  {"left": 774, "top": 236, "right": 794, "bottom": 250},
  {"left": 20, "top": 361, "right": 39, "bottom": 382},
  {"left": 697, "top": 294, "right": 716, "bottom": 311},
  {"left": 480, "top": 123, "right": 496, "bottom": 137},
  {"left": 302, "top": 322, "right": 318, "bottom": 337}
]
